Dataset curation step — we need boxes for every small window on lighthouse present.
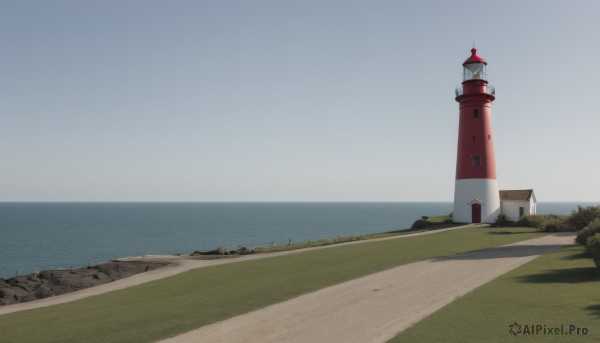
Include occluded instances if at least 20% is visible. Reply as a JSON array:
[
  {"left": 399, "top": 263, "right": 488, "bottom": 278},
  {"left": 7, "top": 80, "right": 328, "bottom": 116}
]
[
  {"left": 472, "top": 156, "right": 481, "bottom": 167},
  {"left": 474, "top": 110, "right": 479, "bottom": 118}
]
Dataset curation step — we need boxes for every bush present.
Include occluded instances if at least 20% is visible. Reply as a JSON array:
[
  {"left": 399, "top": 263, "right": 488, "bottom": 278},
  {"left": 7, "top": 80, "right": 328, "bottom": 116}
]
[
  {"left": 540, "top": 216, "right": 566, "bottom": 232},
  {"left": 515, "top": 215, "right": 545, "bottom": 229},
  {"left": 565, "top": 206, "right": 600, "bottom": 231},
  {"left": 495, "top": 214, "right": 509, "bottom": 227},
  {"left": 575, "top": 218, "right": 600, "bottom": 245},
  {"left": 411, "top": 219, "right": 429, "bottom": 229},
  {"left": 585, "top": 234, "right": 600, "bottom": 272},
  {"left": 411, "top": 214, "right": 452, "bottom": 229},
  {"left": 513, "top": 214, "right": 567, "bottom": 232}
]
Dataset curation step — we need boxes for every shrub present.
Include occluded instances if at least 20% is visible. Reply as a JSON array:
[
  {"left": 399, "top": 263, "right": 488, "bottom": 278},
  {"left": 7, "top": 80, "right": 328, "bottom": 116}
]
[
  {"left": 540, "top": 216, "right": 566, "bottom": 232},
  {"left": 513, "top": 214, "right": 567, "bottom": 232},
  {"left": 585, "top": 234, "right": 600, "bottom": 272},
  {"left": 575, "top": 218, "right": 600, "bottom": 245},
  {"left": 495, "top": 214, "right": 508, "bottom": 227},
  {"left": 515, "top": 215, "right": 545, "bottom": 229},
  {"left": 411, "top": 214, "right": 453, "bottom": 229},
  {"left": 565, "top": 206, "right": 600, "bottom": 231},
  {"left": 411, "top": 219, "right": 429, "bottom": 229}
]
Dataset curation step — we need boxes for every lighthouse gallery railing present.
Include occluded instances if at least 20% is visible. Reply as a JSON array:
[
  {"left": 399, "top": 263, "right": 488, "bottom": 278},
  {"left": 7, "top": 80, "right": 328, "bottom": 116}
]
[{"left": 455, "top": 84, "right": 495, "bottom": 97}]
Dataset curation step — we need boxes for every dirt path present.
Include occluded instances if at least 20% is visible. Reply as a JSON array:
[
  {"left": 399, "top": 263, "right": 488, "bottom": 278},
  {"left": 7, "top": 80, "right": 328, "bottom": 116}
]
[
  {"left": 158, "top": 232, "right": 575, "bottom": 343},
  {"left": 0, "top": 225, "right": 467, "bottom": 316}
]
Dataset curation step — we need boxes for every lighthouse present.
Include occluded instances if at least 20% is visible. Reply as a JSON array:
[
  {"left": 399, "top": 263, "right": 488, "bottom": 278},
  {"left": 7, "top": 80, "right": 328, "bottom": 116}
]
[{"left": 453, "top": 48, "right": 500, "bottom": 224}]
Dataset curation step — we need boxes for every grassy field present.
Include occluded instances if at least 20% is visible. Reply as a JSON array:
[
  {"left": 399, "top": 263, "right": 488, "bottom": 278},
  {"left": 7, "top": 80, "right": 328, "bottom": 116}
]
[
  {"left": 391, "top": 245, "right": 600, "bottom": 342},
  {"left": 0, "top": 226, "right": 546, "bottom": 343}
]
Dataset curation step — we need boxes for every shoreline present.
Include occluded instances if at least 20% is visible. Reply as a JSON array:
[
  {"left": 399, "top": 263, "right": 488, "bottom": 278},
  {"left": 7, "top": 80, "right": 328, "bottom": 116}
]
[
  {"left": 0, "top": 260, "right": 168, "bottom": 306},
  {"left": 1, "top": 221, "right": 457, "bottom": 283},
  {"left": 3, "top": 202, "right": 589, "bottom": 280},
  {"left": 0, "top": 224, "right": 470, "bottom": 315}
]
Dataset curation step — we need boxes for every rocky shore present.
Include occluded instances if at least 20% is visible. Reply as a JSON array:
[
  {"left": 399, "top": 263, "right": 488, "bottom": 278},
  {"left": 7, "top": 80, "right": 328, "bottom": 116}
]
[{"left": 0, "top": 260, "right": 168, "bottom": 306}]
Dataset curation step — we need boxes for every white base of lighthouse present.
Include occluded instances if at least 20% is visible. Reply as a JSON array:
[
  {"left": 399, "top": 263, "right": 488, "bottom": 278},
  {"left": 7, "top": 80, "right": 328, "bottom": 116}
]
[{"left": 453, "top": 179, "right": 500, "bottom": 224}]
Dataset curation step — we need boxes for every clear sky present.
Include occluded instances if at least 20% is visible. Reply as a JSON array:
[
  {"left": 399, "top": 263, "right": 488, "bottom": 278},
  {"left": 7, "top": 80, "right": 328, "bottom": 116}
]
[{"left": 2, "top": 0, "right": 599, "bottom": 202}]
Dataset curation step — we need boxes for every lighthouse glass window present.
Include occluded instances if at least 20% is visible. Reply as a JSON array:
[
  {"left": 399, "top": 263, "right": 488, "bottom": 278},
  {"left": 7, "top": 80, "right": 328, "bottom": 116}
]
[
  {"left": 463, "top": 62, "right": 487, "bottom": 80},
  {"left": 472, "top": 156, "right": 481, "bottom": 167}
]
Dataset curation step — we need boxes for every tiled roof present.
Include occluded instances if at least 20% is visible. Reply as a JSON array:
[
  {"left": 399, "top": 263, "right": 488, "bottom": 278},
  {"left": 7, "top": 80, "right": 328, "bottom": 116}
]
[{"left": 499, "top": 189, "right": 534, "bottom": 201}]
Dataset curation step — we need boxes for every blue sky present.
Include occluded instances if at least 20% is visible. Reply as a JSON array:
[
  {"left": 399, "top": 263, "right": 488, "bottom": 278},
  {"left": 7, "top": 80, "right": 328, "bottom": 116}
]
[{"left": 2, "top": 0, "right": 599, "bottom": 202}]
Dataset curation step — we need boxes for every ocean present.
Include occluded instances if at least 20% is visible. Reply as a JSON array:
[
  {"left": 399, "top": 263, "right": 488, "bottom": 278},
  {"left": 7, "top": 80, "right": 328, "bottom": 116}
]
[{"left": 0, "top": 202, "right": 596, "bottom": 278}]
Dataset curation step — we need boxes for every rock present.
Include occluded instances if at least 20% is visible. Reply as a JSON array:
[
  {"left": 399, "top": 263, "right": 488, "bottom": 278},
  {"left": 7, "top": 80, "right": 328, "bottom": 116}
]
[
  {"left": 191, "top": 248, "right": 225, "bottom": 256},
  {"left": 0, "top": 261, "right": 167, "bottom": 307},
  {"left": 236, "top": 246, "right": 254, "bottom": 255},
  {"left": 192, "top": 246, "right": 254, "bottom": 256},
  {"left": 20, "top": 294, "right": 38, "bottom": 303},
  {"left": 34, "top": 287, "right": 53, "bottom": 299},
  {"left": 38, "top": 271, "right": 52, "bottom": 280},
  {"left": 14, "top": 284, "right": 34, "bottom": 293}
]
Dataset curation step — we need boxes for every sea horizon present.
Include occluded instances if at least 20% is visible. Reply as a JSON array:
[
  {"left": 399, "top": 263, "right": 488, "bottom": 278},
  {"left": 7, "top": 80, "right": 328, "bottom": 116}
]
[{"left": 3, "top": 200, "right": 599, "bottom": 202}]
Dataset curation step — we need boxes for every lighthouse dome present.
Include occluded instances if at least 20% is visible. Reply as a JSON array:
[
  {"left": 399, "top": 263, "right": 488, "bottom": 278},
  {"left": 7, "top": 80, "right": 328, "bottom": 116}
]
[{"left": 463, "top": 48, "right": 487, "bottom": 65}]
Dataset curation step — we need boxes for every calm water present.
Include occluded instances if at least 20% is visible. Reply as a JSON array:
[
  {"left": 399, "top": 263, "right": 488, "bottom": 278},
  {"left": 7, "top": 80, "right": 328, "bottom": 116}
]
[{"left": 0, "top": 202, "right": 596, "bottom": 278}]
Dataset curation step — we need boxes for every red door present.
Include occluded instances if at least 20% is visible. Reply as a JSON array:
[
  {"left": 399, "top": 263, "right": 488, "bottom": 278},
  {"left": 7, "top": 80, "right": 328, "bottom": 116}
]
[{"left": 472, "top": 204, "right": 481, "bottom": 223}]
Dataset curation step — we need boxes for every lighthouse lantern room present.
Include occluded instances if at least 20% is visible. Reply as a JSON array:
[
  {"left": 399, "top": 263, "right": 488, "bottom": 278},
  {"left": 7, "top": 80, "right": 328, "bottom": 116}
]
[{"left": 453, "top": 48, "right": 501, "bottom": 224}]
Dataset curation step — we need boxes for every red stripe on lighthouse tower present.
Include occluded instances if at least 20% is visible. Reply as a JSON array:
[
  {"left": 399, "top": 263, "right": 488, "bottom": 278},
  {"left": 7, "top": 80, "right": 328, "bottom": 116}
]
[
  {"left": 453, "top": 48, "right": 500, "bottom": 224},
  {"left": 455, "top": 82, "right": 496, "bottom": 180}
]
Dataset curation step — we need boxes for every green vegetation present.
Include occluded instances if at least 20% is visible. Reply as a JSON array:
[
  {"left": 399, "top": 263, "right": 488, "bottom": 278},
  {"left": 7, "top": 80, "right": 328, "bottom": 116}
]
[
  {"left": 254, "top": 218, "right": 455, "bottom": 253},
  {"left": 503, "top": 214, "right": 569, "bottom": 232},
  {"left": 410, "top": 213, "right": 453, "bottom": 229},
  {"left": 576, "top": 218, "right": 600, "bottom": 245},
  {"left": 496, "top": 206, "right": 600, "bottom": 234},
  {"left": 566, "top": 205, "right": 600, "bottom": 232},
  {"left": 586, "top": 234, "right": 600, "bottom": 272},
  {"left": 252, "top": 231, "right": 411, "bottom": 253},
  {"left": 194, "top": 213, "right": 457, "bottom": 255},
  {"left": 539, "top": 215, "right": 569, "bottom": 233},
  {"left": 495, "top": 213, "right": 508, "bottom": 226},
  {"left": 505, "top": 207, "right": 600, "bottom": 275},
  {"left": 391, "top": 245, "right": 600, "bottom": 342},
  {"left": 1, "top": 226, "right": 545, "bottom": 343}
]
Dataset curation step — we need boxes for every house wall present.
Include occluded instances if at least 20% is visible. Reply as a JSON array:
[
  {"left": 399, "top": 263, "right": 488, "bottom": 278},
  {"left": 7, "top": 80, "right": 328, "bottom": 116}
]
[
  {"left": 529, "top": 199, "right": 537, "bottom": 216},
  {"left": 501, "top": 200, "right": 534, "bottom": 222}
]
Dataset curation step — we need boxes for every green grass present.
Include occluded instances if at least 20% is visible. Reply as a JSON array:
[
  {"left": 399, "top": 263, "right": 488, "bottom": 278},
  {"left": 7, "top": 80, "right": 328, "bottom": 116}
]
[
  {"left": 252, "top": 232, "right": 395, "bottom": 253},
  {"left": 391, "top": 245, "right": 600, "bottom": 342},
  {"left": 424, "top": 214, "right": 453, "bottom": 223},
  {"left": 410, "top": 214, "right": 453, "bottom": 229},
  {"left": 252, "top": 222, "right": 458, "bottom": 253},
  {"left": 0, "top": 226, "right": 545, "bottom": 343}
]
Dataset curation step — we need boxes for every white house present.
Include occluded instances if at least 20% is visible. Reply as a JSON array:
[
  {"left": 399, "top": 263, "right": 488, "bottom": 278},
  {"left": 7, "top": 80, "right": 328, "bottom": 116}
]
[{"left": 499, "top": 189, "right": 537, "bottom": 222}]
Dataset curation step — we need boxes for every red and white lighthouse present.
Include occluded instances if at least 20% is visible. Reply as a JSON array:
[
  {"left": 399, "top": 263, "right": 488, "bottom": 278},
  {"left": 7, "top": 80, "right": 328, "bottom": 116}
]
[{"left": 453, "top": 48, "right": 500, "bottom": 223}]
